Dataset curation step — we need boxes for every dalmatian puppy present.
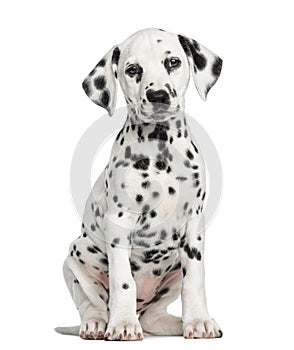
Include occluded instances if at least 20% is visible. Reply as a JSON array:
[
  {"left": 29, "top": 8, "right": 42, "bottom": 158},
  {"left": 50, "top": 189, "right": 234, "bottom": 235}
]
[{"left": 55, "top": 28, "right": 223, "bottom": 340}]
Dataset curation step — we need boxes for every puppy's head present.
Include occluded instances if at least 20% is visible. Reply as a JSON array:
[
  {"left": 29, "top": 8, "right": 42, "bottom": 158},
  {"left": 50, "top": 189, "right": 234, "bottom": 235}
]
[{"left": 82, "top": 29, "right": 222, "bottom": 122}]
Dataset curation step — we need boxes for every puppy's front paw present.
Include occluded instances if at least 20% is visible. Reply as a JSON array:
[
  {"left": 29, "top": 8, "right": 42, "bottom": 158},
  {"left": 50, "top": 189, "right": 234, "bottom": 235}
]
[
  {"left": 183, "top": 318, "right": 222, "bottom": 339},
  {"left": 80, "top": 319, "right": 107, "bottom": 340},
  {"left": 105, "top": 319, "right": 143, "bottom": 341}
]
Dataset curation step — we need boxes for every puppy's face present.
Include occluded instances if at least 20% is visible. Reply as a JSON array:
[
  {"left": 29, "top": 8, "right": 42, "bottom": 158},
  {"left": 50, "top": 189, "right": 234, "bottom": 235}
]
[
  {"left": 117, "top": 30, "right": 189, "bottom": 122},
  {"left": 82, "top": 29, "right": 222, "bottom": 120}
]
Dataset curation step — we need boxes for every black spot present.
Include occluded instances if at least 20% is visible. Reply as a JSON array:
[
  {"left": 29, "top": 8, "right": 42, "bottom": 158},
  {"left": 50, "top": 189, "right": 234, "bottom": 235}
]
[
  {"left": 141, "top": 181, "right": 150, "bottom": 189},
  {"left": 92, "top": 245, "right": 102, "bottom": 253},
  {"left": 160, "top": 230, "right": 167, "bottom": 240},
  {"left": 169, "top": 136, "right": 173, "bottom": 144},
  {"left": 94, "top": 76, "right": 106, "bottom": 90},
  {"left": 70, "top": 251, "right": 73, "bottom": 256},
  {"left": 196, "top": 188, "right": 201, "bottom": 198},
  {"left": 82, "top": 79, "right": 91, "bottom": 96},
  {"left": 99, "top": 257, "right": 108, "bottom": 265},
  {"left": 168, "top": 186, "right": 176, "bottom": 195},
  {"left": 148, "top": 124, "right": 168, "bottom": 142},
  {"left": 150, "top": 210, "right": 157, "bottom": 218},
  {"left": 171, "top": 260, "right": 181, "bottom": 270},
  {"left": 115, "top": 160, "right": 124, "bottom": 168},
  {"left": 151, "top": 287, "right": 169, "bottom": 303},
  {"left": 142, "top": 204, "right": 150, "bottom": 213},
  {"left": 79, "top": 259, "right": 85, "bottom": 265},
  {"left": 122, "top": 283, "right": 129, "bottom": 289},
  {"left": 193, "top": 53, "right": 207, "bottom": 71},
  {"left": 194, "top": 180, "right": 200, "bottom": 187},
  {"left": 76, "top": 250, "right": 81, "bottom": 257},
  {"left": 178, "top": 35, "right": 206, "bottom": 70},
  {"left": 133, "top": 157, "right": 150, "bottom": 170},
  {"left": 182, "top": 267, "right": 187, "bottom": 277},
  {"left": 176, "top": 176, "right": 187, "bottom": 182},
  {"left": 113, "top": 195, "right": 118, "bottom": 203},
  {"left": 118, "top": 212, "right": 123, "bottom": 217},
  {"left": 184, "top": 160, "right": 191, "bottom": 168},
  {"left": 136, "top": 66, "right": 143, "bottom": 83},
  {"left": 90, "top": 224, "right": 96, "bottom": 231},
  {"left": 186, "top": 149, "right": 194, "bottom": 160},
  {"left": 120, "top": 137, "right": 124, "bottom": 146},
  {"left": 142, "top": 223, "right": 150, "bottom": 231},
  {"left": 135, "top": 240, "right": 150, "bottom": 248},
  {"left": 183, "top": 202, "right": 189, "bottom": 210},
  {"left": 96, "top": 58, "right": 106, "bottom": 67},
  {"left": 137, "top": 125, "right": 144, "bottom": 141},
  {"left": 129, "top": 259, "right": 141, "bottom": 272},
  {"left": 142, "top": 172, "right": 149, "bottom": 178},
  {"left": 191, "top": 141, "right": 199, "bottom": 153},
  {"left": 125, "top": 146, "right": 131, "bottom": 159},
  {"left": 73, "top": 244, "right": 76, "bottom": 251},
  {"left": 202, "top": 191, "right": 206, "bottom": 201},
  {"left": 83, "top": 232, "right": 87, "bottom": 238},
  {"left": 155, "top": 160, "right": 166, "bottom": 170},
  {"left": 212, "top": 57, "right": 223, "bottom": 77},
  {"left": 176, "top": 120, "right": 181, "bottom": 128},
  {"left": 101, "top": 90, "right": 110, "bottom": 107},
  {"left": 111, "top": 238, "right": 120, "bottom": 248},
  {"left": 87, "top": 246, "right": 98, "bottom": 254},
  {"left": 136, "top": 194, "right": 143, "bottom": 203},
  {"left": 112, "top": 47, "right": 120, "bottom": 65},
  {"left": 183, "top": 244, "right": 202, "bottom": 260},
  {"left": 166, "top": 166, "right": 171, "bottom": 173},
  {"left": 178, "top": 35, "right": 190, "bottom": 56},
  {"left": 157, "top": 39, "right": 162, "bottom": 43},
  {"left": 152, "top": 191, "right": 160, "bottom": 198},
  {"left": 152, "top": 268, "right": 162, "bottom": 276}
]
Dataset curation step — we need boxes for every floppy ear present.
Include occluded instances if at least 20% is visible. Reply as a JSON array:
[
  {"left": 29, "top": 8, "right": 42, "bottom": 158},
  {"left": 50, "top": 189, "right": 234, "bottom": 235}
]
[
  {"left": 178, "top": 35, "right": 222, "bottom": 100},
  {"left": 82, "top": 46, "right": 120, "bottom": 116}
]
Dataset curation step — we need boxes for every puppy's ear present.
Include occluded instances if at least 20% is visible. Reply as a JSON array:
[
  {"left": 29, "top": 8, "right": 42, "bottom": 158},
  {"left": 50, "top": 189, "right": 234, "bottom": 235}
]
[
  {"left": 82, "top": 46, "right": 120, "bottom": 116},
  {"left": 178, "top": 35, "right": 222, "bottom": 100}
]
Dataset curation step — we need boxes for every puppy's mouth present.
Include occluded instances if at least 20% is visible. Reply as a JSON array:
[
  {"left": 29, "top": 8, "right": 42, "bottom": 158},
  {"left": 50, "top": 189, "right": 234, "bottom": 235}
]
[{"left": 140, "top": 105, "right": 180, "bottom": 121}]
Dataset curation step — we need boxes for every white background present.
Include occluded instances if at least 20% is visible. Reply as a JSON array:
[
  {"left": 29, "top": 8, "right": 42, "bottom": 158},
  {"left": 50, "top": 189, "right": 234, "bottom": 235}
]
[{"left": 1, "top": 0, "right": 293, "bottom": 349}]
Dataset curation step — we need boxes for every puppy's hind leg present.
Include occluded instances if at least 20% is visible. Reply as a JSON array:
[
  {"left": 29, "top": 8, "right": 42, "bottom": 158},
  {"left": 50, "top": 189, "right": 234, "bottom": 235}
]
[
  {"left": 55, "top": 257, "right": 108, "bottom": 340},
  {"left": 139, "top": 278, "right": 183, "bottom": 336}
]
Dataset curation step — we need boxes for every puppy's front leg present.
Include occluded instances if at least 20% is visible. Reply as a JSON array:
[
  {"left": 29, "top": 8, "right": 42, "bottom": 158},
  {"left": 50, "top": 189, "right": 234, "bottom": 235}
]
[
  {"left": 104, "top": 215, "right": 143, "bottom": 341},
  {"left": 179, "top": 214, "right": 222, "bottom": 339}
]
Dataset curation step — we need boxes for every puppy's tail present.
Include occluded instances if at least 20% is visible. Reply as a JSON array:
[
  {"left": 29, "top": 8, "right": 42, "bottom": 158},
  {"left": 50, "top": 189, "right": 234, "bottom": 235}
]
[{"left": 54, "top": 325, "right": 80, "bottom": 336}]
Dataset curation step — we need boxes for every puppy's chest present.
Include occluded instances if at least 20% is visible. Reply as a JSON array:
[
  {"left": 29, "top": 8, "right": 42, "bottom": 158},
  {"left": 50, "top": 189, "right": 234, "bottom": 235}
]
[{"left": 106, "top": 127, "right": 205, "bottom": 221}]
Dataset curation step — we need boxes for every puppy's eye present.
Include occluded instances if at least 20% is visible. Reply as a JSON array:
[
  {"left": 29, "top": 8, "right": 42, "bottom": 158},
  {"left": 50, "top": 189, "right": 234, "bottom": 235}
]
[
  {"left": 125, "top": 64, "right": 140, "bottom": 76},
  {"left": 168, "top": 57, "right": 181, "bottom": 69}
]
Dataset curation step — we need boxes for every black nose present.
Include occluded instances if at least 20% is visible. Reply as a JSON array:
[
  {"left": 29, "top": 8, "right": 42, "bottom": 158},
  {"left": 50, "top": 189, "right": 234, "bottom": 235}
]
[{"left": 146, "top": 89, "right": 170, "bottom": 105}]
